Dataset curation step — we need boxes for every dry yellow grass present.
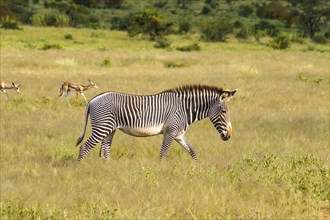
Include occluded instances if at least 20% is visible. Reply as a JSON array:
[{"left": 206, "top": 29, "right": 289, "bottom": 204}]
[{"left": 0, "top": 26, "right": 329, "bottom": 219}]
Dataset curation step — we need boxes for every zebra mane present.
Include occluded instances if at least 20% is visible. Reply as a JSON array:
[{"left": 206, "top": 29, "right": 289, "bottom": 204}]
[{"left": 163, "top": 84, "right": 224, "bottom": 95}]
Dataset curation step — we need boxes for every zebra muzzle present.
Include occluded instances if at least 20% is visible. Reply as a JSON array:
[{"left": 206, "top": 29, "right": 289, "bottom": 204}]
[{"left": 221, "top": 126, "right": 232, "bottom": 141}]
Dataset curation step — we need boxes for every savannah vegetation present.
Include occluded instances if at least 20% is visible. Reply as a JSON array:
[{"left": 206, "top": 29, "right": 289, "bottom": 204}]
[{"left": 0, "top": 0, "right": 330, "bottom": 219}]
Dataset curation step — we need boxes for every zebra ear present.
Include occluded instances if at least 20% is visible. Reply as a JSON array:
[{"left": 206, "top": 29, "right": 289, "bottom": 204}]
[{"left": 220, "top": 89, "right": 238, "bottom": 102}]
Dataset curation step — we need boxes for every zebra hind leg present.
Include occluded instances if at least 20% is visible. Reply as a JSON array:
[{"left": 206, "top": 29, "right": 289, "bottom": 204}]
[
  {"left": 174, "top": 134, "right": 197, "bottom": 161},
  {"left": 99, "top": 131, "right": 116, "bottom": 160},
  {"left": 78, "top": 134, "right": 105, "bottom": 162}
]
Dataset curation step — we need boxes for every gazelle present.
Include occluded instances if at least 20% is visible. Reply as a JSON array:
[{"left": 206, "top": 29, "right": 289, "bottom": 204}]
[
  {"left": 59, "top": 79, "right": 98, "bottom": 106},
  {"left": 0, "top": 80, "right": 20, "bottom": 99}
]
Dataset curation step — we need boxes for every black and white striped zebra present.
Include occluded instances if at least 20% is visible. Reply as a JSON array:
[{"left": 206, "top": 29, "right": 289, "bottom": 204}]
[{"left": 76, "top": 85, "right": 237, "bottom": 161}]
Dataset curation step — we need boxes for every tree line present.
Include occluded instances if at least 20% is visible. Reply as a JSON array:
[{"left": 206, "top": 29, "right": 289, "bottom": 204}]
[{"left": 0, "top": 0, "right": 329, "bottom": 43}]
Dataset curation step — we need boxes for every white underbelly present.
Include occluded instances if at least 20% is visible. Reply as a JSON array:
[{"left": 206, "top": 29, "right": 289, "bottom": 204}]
[{"left": 119, "top": 124, "right": 164, "bottom": 137}]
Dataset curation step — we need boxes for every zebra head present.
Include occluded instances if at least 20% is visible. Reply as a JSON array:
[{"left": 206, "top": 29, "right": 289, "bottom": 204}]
[{"left": 209, "top": 89, "right": 237, "bottom": 141}]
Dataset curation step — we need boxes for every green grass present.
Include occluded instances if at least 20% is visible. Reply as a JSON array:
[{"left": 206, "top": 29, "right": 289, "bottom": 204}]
[{"left": 0, "top": 26, "right": 329, "bottom": 219}]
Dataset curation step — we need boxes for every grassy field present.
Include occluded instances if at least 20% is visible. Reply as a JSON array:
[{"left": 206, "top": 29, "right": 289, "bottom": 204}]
[{"left": 0, "top": 26, "right": 329, "bottom": 219}]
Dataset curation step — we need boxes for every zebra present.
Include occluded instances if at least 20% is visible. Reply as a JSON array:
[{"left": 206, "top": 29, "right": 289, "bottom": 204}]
[{"left": 76, "top": 85, "right": 237, "bottom": 162}]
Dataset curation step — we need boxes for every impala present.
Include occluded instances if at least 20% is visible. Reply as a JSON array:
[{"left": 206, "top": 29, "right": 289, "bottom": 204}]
[
  {"left": 0, "top": 80, "right": 20, "bottom": 99},
  {"left": 59, "top": 79, "right": 98, "bottom": 106}
]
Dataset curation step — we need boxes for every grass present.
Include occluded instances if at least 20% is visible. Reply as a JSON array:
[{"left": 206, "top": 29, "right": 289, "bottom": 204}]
[{"left": 0, "top": 26, "right": 329, "bottom": 219}]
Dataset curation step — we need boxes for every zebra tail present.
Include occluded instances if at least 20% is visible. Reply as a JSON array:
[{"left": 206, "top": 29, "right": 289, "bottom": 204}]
[{"left": 76, "top": 103, "right": 90, "bottom": 146}]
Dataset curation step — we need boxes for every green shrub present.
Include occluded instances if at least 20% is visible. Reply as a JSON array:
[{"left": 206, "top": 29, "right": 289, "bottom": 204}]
[
  {"left": 238, "top": 4, "right": 254, "bottom": 17},
  {"left": 201, "top": 5, "right": 212, "bottom": 14},
  {"left": 205, "top": 0, "right": 217, "bottom": 8},
  {"left": 200, "top": 18, "right": 233, "bottom": 42},
  {"left": 298, "top": 74, "right": 329, "bottom": 84},
  {"left": 41, "top": 44, "right": 62, "bottom": 50},
  {"left": 164, "top": 61, "right": 186, "bottom": 68},
  {"left": 254, "top": 20, "right": 280, "bottom": 37},
  {"left": 0, "top": 17, "right": 21, "bottom": 30},
  {"left": 270, "top": 35, "right": 290, "bottom": 49},
  {"left": 153, "top": 37, "right": 171, "bottom": 48},
  {"left": 313, "top": 34, "right": 328, "bottom": 44},
  {"left": 35, "top": 13, "right": 70, "bottom": 27},
  {"left": 126, "top": 9, "right": 173, "bottom": 40},
  {"left": 233, "top": 20, "right": 242, "bottom": 28},
  {"left": 235, "top": 27, "right": 249, "bottom": 39},
  {"left": 64, "top": 34, "right": 73, "bottom": 40},
  {"left": 154, "top": 0, "right": 168, "bottom": 8},
  {"left": 178, "top": 18, "right": 191, "bottom": 34},
  {"left": 291, "top": 35, "right": 305, "bottom": 44},
  {"left": 30, "top": 15, "right": 45, "bottom": 26},
  {"left": 176, "top": 43, "right": 200, "bottom": 52},
  {"left": 256, "top": 1, "right": 292, "bottom": 23},
  {"left": 102, "top": 58, "right": 111, "bottom": 67}
]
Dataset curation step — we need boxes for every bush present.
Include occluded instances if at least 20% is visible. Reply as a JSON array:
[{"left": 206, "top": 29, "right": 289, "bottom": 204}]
[
  {"left": 110, "top": 16, "right": 128, "bottom": 30},
  {"left": 233, "top": 20, "right": 242, "bottom": 28},
  {"left": 238, "top": 4, "right": 254, "bottom": 17},
  {"left": 205, "top": 0, "right": 217, "bottom": 8},
  {"left": 36, "top": 13, "right": 70, "bottom": 27},
  {"left": 153, "top": 37, "right": 171, "bottom": 48},
  {"left": 164, "top": 61, "right": 186, "bottom": 68},
  {"left": 256, "top": 2, "right": 291, "bottom": 23},
  {"left": 126, "top": 9, "right": 173, "bottom": 40},
  {"left": 291, "top": 35, "right": 305, "bottom": 44},
  {"left": 176, "top": 43, "right": 200, "bottom": 52},
  {"left": 178, "top": 19, "right": 191, "bottom": 34},
  {"left": 201, "top": 5, "right": 212, "bottom": 14},
  {"left": 313, "top": 34, "right": 328, "bottom": 44},
  {"left": 30, "top": 15, "right": 45, "bottom": 26},
  {"left": 104, "top": 0, "right": 124, "bottom": 9},
  {"left": 64, "top": 34, "right": 73, "bottom": 40},
  {"left": 254, "top": 20, "right": 280, "bottom": 37},
  {"left": 235, "top": 27, "right": 249, "bottom": 39},
  {"left": 270, "top": 35, "right": 290, "bottom": 49},
  {"left": 200, "top": 18, "right": 233, "bottom": 42},
  {"left": 102, "top": 58, "right": 111, "bottom": 67},
  {"left": 41, "top": 44, "right": 62, "bottom": 50},
  {"left": 1, "top": 17, "right": 21, "bottom": 30},
  {"left": 154, "top": 0, "right": 168, "bottom": 8}
]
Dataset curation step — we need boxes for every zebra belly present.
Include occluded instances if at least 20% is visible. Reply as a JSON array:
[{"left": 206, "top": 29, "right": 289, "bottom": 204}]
[{"left": 119, "top": 124, "right": 164, "bottom": 137}]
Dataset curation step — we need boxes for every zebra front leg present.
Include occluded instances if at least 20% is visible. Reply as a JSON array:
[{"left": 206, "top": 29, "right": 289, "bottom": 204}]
[
  {"left": 175, "top": 133, "right": 197, "bottom": 161},
  {"left": 100, "top": 131, "right": 116, "bottom": 160},
  {"left": 160, "top": 132, "right": 176, "bottom": 160}
]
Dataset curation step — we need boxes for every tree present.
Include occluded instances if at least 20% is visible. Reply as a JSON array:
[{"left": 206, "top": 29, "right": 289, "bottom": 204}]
[
  {"left": 288, "top": 0, "right": 328, "bottom": 38},
  {"left": 177, "top": 0, "right": 191, "bottom": 9},
  {"left": 103, "top": 0, "right": 124, "bottom": 9},
  {"left": 200, "top": 18, "right": 234, "bottom": 42},
  {"left": 0, "top": 0, "right": 32, "bottom": 23},
  {"left": 126, "top": 10, "right": 173, "bottom": 40}
]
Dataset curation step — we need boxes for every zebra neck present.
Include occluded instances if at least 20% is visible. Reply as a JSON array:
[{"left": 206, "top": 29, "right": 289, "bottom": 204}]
[{"left": 184, "top": 99, "right": 214, "bottom": 125}]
